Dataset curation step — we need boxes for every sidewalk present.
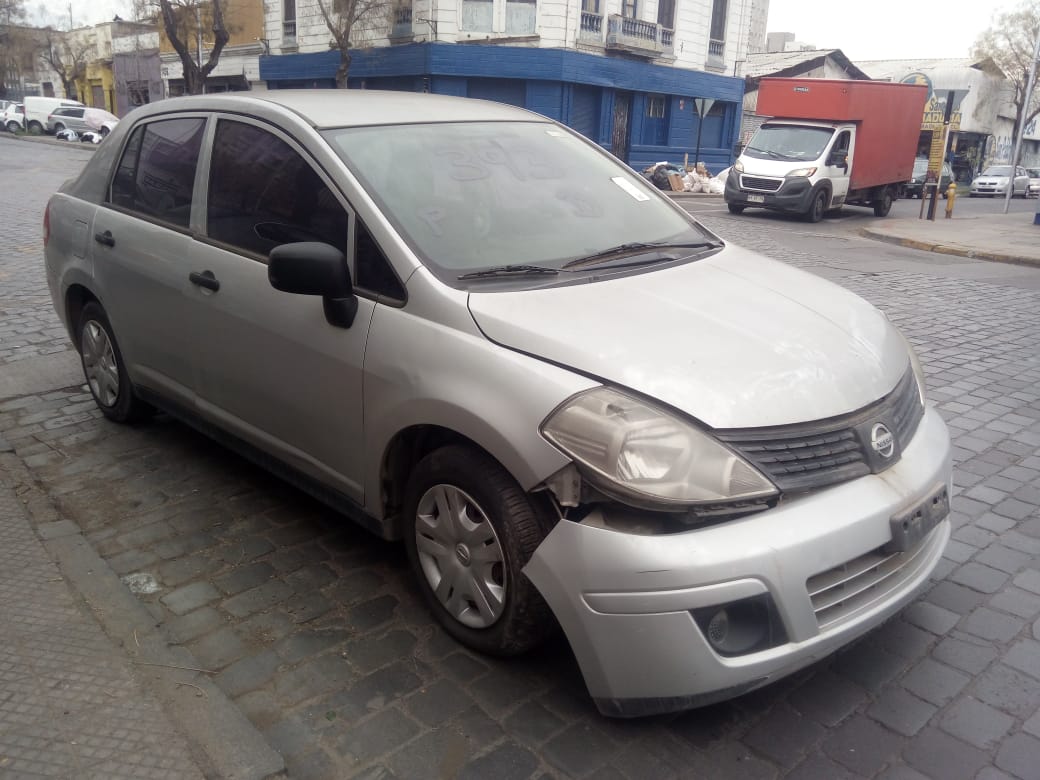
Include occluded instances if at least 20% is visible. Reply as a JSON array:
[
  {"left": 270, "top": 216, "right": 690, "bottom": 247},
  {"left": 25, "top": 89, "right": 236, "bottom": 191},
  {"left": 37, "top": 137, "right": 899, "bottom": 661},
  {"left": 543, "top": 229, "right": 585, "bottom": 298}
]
[
  {"left": 861, "top": 211, "right": 1040, "bottom": 267},
  {"left": 0, "top": 444, "right": 284, "bottom": 779}
]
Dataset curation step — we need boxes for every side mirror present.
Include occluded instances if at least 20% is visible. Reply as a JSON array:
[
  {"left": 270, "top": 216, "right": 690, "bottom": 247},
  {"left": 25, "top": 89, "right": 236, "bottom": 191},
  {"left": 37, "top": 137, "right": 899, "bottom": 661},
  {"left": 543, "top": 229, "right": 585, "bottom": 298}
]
[
  {"left": 268, "top": 242, "right": 358, "bottom": 328},
  {"left": 828, "top": 151, "right": 848, "bottom": 169}
]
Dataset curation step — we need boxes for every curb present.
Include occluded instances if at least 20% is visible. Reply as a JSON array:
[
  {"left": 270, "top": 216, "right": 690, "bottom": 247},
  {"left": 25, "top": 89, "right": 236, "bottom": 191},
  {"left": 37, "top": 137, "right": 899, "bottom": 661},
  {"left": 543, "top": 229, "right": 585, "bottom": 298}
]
[
  {"left": 859, "top": 227, "right": 1040, "bottom": 269},
  {"left": 0, "top": 131, "right": 99, "bottom": 151},
  {"left": 1, "top": 449, "right": 287, "bottom": 779}
]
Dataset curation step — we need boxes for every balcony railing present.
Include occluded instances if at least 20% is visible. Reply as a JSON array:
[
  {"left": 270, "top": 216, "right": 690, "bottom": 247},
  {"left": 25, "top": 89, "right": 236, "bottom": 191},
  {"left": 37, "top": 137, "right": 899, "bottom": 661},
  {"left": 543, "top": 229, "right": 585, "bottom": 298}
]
[
  {"left": 708, "top": 38, "right": 724, "bottom": 57},
  {"left": 605, "top": 14, "right": 671, "bottom": 56},
  {"left": 283, "top": 20, "right": 297, "bottom": 42},
  {"left": 578, "top": 11, "right": 603, "bottom": 43},
  {"left": 391, "top": 6, "right": 413, "bottom": 37}
]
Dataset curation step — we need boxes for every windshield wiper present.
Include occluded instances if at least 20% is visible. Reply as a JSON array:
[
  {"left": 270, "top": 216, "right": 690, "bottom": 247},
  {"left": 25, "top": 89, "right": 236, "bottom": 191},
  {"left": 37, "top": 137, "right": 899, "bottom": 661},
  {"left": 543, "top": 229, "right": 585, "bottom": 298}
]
[
  {"left": 562, "top": 241, "right": 721, "bottom": 269},
  {"left": 457, "top": 264, "right": 560, "bottom": 280},
  {"left": 745, "top": 146, "right": 785, "bottom": 159}
]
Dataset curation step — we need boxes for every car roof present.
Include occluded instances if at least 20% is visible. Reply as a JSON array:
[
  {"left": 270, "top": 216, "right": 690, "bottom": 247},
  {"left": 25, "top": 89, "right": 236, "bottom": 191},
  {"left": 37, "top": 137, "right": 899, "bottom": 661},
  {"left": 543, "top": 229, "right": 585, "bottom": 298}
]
[{"left": 133, "top": 90, "right": 548, "bottom": 129}]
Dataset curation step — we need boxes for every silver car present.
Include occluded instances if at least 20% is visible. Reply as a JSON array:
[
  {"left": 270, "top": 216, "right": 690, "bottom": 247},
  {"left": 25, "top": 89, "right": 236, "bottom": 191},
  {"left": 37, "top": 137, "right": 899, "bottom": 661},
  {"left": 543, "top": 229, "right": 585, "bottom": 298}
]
[
  {"left": 969, "top": 164, "right": 1030, "bottom": 197},
  {"left": 44, "top": 92, "right": 951, "bottom": 717}
]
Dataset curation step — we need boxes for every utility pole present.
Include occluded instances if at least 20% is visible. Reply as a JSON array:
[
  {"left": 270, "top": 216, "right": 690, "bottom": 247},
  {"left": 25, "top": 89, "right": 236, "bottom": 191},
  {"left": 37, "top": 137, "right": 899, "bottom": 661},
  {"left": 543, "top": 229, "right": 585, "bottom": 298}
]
[{"left": 1003, "top": 24, "right": 1040, "bottom": 214}]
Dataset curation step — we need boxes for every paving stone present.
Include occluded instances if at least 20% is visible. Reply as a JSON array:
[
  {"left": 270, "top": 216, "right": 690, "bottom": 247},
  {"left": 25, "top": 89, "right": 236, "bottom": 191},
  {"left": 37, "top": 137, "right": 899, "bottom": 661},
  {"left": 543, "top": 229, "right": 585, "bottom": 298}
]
[
  {"left": 959, "top": 607, "right": 1026, "bottom": 643},
  {"left": 902, "top": 727, "right": 989, "bottom": 780},
  {"left": 876, "top": 765, "right": 932, "bottom": 780},
  {"left": 160, "top": 581, "right": 221, "bottom": 616},
  {"left": 164, "top": 606, "right": 225, "bottom": 645},
  {"left": 221, "top": 579, "right": 294, "bottom": 618},
  {"left": 993, "top": 498, "right": 1037, "bottom": 521},
  {"left": 995, "top": 732, "right": 1040, "bottom": 780},
  {"left": 213, "top": 562, "right": 277, "bottom": 596},
  {"left": 742, "top": 703, "right": 825, "bottom": 769},
  {"left": 1004, "top": 638, "right": 1040, "bottom": 681},
  {"left": 926, "top": 581, "right": 988, "bottom": 614},
  {"left": 327, "top": 662, "right": 424, "bottom": 720},
  {"left": 788, "top": 670, "right": 867, "bottom": 727},
  {"left": 457, "top": 741, "right": 540, "bottom": 780},
  {"left": 187, "top": 625, "right": 248, "bottom": 671},
  {"left": 405, "top": 678, "right": 475, "bottom": 727},
  {"left": 939, "top": 696, "right": 1015, "bottom": 749},
  {"left": 385, "top": 724, "right": 483, "bottom": 780},
  {"left": 902, "top": 601, "right": 960, "bottom": 636},
  {"left": 972, "top": 663, "right": 1040, "bottom": 719},
  {"left": 975, "top": 544, "right": 1035, "bottom": 574},
  {"left": 543, "top": 722, "right": 619, "bottom": 776},
  {"left": 1013, "top": 568, "right": 1040, "bottom": 595},
  {"left": 786, "top": 754, "right": 864, "bottom": 780},
  {"left": 214, "top": 648, "right": 283, "bottom": 698},
  {"left": 950, "top": 562, "right": 1011, "bottom": 594},
  {"left": 933, "top": 636, "right": 999, "bottom": 675},
  {"left": 832, "top": 641, "right": 909, "bottom": 691},
  {"left": 867, "top": 686, "right": 937, "bottom": 737},
  {"left": 273, "top": 653, "right": 356, "bottom": 707},
  {"left": 274, "top": 628, "right": 351, "bottom": 664},
  {"left": 440, "top": 651, "right": 489, "bottom": 683},
  {"left": 502, "top": 700, "right": 566, "bottom": 746},
  {"left": 822, "top": 714, "right": 904, "bottom": 776},
  {"left": 989, "top": 588, "right": 1040, "bottom": 619},
  {"left": 336, "top": 708, "right": 421, "bottom": 764}
]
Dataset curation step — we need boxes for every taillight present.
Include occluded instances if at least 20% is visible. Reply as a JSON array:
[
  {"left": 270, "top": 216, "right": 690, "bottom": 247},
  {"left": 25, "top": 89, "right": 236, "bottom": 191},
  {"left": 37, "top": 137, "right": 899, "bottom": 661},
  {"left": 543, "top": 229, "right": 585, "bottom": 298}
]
[{"left": 43, "top": 202, "right": 50, "bottom": 247}]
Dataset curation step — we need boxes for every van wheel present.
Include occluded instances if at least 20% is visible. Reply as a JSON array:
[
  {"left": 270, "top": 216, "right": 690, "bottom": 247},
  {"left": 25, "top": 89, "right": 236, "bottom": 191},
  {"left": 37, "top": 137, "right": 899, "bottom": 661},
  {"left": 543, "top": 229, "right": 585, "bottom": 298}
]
[
  {"left": 873, "top": 188, "right": 894, "bottom": 217},
  {"left": 77, "top": 302, "right": 151, "bottom": 423},
  {"left": 403, "top": 445, "right": 554, "bottom": 656},
  {"left": 805, "top": 190, "right": 828, "bottom": 222},
  {"left": 27, "top": 120, "right": 43, "bottom": 135},
  {"left": 727, "top": 204, "right": 745, "bottom": 215}
]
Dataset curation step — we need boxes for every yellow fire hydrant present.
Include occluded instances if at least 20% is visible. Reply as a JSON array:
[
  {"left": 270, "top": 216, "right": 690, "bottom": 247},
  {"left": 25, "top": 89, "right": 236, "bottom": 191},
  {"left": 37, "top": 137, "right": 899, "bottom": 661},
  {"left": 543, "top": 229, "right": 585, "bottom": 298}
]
[{"left": 945, "top": 182, "right": 957, "bottom": 218}]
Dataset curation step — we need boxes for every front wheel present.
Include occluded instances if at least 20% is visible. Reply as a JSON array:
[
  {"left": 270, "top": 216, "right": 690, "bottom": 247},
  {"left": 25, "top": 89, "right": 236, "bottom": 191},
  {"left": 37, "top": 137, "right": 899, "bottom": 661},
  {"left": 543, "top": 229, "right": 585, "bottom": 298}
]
[
  {"left": 727, "top": 203, "right": 745, "bottom": 215},
  {"left": 403, "top": 445, "right": 554, "bottom": 656},
  {"left": 27, "top": 120, "right": 43, "bottom": 135},
  {"left": 873, "top": 188, "right": 894, "bottom": 217},
  {"left": 805, "top": 190, "right": 828, "bottom": 223},
  {"left": 77, "top": 302, "right": 151, "bottom": 423},
  {"left": 5, "top": 121, "right": 19, "bottom": 133}
]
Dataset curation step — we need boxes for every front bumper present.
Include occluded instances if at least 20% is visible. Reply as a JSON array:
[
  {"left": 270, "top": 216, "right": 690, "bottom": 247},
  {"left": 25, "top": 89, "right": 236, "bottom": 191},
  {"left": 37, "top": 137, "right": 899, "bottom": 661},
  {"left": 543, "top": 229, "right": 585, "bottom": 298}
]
[
  {"left": 525, "top": 406, "right": 951, "bottom": 717},
  {"left": 724, "top": 170, "right": 815, "bottom": 213}
]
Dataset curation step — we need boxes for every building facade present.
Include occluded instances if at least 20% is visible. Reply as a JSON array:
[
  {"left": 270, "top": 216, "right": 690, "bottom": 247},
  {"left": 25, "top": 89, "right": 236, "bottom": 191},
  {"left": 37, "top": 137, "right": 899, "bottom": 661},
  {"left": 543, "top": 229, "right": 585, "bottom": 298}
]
[{"left": 256, "top": 0, "right": 751, "bottom": 169}]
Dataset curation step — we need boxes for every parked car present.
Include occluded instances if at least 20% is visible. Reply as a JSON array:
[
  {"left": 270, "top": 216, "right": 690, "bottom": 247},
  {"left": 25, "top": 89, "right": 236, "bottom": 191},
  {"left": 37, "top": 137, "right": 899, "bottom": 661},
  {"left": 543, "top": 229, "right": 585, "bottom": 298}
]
[
  {"left": 1026, "top": 167, "right": 1040, "bottom": 198},
  {"left": 2, "top": 103, "right": 25, "bottom": 132},
  {"left": 23, "top": 95, "right": 84, "bottom": 134},
  {"left": 904, "top": 157, "right": 954, "bottom": 199},
  {"left": 969, "top": 165, "right": 1030, "bottom": 197},
  {"left": 44, "top": 92, "right": 952, "bottom": 717},
  {"left": 47, "top": 106, "right": 119, "bottom": 137}
]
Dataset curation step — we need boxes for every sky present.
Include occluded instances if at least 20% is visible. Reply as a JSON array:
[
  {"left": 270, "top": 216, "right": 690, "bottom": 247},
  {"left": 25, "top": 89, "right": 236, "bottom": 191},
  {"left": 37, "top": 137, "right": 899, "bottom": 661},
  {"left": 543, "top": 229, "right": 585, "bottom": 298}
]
[
  {"left": 24, "top": 0, "right": 1023, "bottom": 59},
  {"left": 765, "top": 0, "right": 1020, "bottom": 62}
]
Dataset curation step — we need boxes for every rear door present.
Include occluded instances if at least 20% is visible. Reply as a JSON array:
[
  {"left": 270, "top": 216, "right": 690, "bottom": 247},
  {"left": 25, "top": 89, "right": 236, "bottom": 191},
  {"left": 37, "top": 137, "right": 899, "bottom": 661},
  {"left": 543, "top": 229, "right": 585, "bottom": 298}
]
[{"left": 91, "top": 115, "right": 207, "bottom": 408}]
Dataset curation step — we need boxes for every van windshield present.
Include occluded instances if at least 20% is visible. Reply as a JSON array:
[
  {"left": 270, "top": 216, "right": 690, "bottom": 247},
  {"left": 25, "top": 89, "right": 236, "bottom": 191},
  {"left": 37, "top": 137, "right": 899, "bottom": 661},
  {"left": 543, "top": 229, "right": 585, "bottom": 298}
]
[
  {"left": 744, "top": 124, "right": 835, "bottom": 162},
  {"left": 323, "top": 121, "right": 712, "bottom": 282}
]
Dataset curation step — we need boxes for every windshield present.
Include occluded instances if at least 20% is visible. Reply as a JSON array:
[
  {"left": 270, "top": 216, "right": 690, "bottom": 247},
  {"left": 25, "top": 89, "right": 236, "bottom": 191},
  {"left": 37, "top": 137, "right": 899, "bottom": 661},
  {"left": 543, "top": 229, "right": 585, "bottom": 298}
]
[
  {"left": 982, "top": 166, "right": 1012, "bottom": 177},
  {"left": 912, "top": 159, "right": 928, "bottom": 176},
  {"left": 743, "top": 124, "right": 835, "bottom": 162},
  {"left": 322, "top": 121, "right": 710, "bottom": 281}
]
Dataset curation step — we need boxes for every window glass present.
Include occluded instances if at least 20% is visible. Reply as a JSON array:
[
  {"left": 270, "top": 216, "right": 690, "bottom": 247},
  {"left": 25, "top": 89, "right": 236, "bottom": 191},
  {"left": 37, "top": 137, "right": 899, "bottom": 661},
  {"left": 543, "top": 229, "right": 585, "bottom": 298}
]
[
  {"left": 207, "top": 119, "right": 350, "bottom": 258},
  {"left": 109, "top": 117, "right": 204, "bottom": 228}
]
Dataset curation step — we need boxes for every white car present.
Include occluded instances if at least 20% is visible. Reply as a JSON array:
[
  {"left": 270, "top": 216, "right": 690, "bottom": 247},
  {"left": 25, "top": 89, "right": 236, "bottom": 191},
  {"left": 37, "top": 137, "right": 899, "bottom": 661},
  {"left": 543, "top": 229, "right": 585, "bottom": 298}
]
[
  {"left": 44, "top": 91, "right": 952, "bottom": 717},
  {"left": 1026, "top": 168, "right": 1040, "bottom": 198},
  {"left": 2, "top": 103, "right": 25, "bottom": 132},
  {"left": 969, "top": 165, "right": 1030, "bottom": 197}
]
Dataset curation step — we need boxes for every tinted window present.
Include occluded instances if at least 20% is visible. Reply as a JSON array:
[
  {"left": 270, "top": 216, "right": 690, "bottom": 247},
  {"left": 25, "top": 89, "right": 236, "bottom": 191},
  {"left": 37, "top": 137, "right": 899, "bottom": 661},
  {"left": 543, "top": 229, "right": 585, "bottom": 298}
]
[
  {"left": 207, "top": 119, "right": 349, "bottom": 258},
  {"left": 110, "top": 117, "right": 205, "bottom": 228}
]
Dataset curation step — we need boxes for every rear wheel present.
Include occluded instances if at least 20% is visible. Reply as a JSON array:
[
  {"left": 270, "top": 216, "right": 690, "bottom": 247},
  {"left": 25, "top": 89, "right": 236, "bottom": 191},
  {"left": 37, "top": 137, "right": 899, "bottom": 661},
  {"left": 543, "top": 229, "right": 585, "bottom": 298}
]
[
  {"left": 99, "top": 126, "right": 110, "bottom": 138},
  {"left": 53, "top": 122, "right": 65, "bottom": 134},
  {"left": 27, "top": 120, "right": 43, "bottom": 135},
  {"left": 727, "top": 203, "right": 745, "bottom": 215},
  {"left": 403, "top": 445, "right": 554, "bottom": 656},
  {"left": 872, "top": 188, "right": 894, "bottom": 217},
  {"left": 77, "top": 302, "right": 151, "bottom": 423},
  {"left": 805, "top": 190, "right": 828, "bottom": 223},
  {"left": 5, "top": 121, "right": 19, "bottom": 133}
]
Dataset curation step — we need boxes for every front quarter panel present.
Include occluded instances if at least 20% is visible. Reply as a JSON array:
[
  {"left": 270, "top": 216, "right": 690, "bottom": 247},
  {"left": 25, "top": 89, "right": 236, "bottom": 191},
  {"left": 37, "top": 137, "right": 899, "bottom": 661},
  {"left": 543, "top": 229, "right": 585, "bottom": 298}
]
[{"left": 363, "top": 267, "right": 597, "bottom": 529}]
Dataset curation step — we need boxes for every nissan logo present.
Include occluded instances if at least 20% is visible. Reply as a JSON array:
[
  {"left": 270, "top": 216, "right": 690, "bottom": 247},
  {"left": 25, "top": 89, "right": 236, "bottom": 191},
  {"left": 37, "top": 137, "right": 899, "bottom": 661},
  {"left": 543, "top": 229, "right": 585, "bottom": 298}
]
[{"left": 871, "top": 423, "right": 895, "bottom": 458}]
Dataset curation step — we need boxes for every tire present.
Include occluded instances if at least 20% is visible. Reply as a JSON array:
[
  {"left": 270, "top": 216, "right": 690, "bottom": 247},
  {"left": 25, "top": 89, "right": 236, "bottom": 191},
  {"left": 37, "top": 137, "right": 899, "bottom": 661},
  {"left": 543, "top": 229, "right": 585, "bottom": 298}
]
[
  {"left": 77, "top": 302, "right": 151, "bottom": 423},
  {"left": 727, "top": 203, "right": 745, "bottom": 215},
  {"left": 872, "top": 188, "right": 893, "bottom": 217},
  {"left": 99, "top": 126, "right": 110, "bottom": 138},
  {"left": 53, "top": 123, "right": 65, "bottom": 134},
  {"left": 403, "top": 444, "right": 554, "bottom": 656},
  {"left": 27, "top": 120, "right": 43, "bottom": 135},
  {"left": 805, "top": 189, "right": 828, "bottom": 223},
  {"left": 5, "top": 121, "right": 19, "bottom": 133}
]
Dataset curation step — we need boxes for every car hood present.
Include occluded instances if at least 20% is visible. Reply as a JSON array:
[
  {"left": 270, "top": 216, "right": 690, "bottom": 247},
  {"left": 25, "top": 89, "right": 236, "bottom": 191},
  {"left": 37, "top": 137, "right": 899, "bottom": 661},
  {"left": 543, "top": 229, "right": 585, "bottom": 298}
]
[
  {"left": 467, "top": 245, "right": 908, "bottom": 429},
  {"left": 974, "top": 176, "right": 1009, "bottom": 184}
]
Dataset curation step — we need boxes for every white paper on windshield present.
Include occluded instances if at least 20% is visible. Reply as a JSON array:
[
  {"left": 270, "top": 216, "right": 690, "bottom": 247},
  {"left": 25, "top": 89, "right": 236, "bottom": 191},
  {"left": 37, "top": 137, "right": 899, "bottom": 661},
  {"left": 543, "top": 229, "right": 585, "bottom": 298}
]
[{"left": 611, "top": 177, "right": 651, "bottom": 201}]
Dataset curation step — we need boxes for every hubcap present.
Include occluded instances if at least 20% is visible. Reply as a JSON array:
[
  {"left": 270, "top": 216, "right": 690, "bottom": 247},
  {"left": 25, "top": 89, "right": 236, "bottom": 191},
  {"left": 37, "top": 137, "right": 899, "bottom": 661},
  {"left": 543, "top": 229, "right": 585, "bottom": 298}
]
[
  {"left": 81, "top": 320, "right": 120, "bottom": 408},
  {"left": 415, "top": 484, "right": 506, "bottom": 629}
]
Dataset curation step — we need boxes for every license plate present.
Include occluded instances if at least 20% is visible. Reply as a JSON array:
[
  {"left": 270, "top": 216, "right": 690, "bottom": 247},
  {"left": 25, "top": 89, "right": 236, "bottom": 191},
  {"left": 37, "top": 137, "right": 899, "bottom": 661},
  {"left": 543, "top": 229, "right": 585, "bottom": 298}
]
[
  {"left": 886, "top": 485, "right": 950, "bottom": 553},
  {"left": 747, "top": 194, "right": 765, "bottom": 203}
]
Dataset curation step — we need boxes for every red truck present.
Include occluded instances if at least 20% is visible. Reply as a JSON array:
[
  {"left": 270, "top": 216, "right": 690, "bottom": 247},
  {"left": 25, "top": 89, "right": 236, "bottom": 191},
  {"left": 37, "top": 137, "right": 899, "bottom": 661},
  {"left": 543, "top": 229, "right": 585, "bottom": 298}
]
[{"left": 725, "top": 78, "right": 928, "bottom": 221}]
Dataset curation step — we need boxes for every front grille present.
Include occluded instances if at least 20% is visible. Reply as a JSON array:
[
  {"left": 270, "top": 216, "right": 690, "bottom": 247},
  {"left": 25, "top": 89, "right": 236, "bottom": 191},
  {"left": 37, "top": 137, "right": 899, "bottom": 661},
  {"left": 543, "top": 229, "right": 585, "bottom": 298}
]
[
  {"left": 740, "top": 175, "right": 783, "bottom": 192},
  {"left": 807, "top": 534, "right": 933, "bottom": 629},
  {"left": 717, "top": 368, "right": 924, "bottom": 493}
]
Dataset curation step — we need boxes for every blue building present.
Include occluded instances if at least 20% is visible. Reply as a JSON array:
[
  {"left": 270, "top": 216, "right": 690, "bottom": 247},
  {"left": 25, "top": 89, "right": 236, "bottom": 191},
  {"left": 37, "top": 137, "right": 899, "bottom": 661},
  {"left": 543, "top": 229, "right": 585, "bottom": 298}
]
[{"left": 259, "top": 42, "right": 744, "bottom": 172}]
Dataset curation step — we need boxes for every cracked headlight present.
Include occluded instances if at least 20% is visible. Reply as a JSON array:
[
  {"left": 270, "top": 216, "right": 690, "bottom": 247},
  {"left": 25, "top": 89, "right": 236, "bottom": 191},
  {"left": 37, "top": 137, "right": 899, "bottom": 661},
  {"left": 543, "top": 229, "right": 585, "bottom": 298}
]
[{"left": 541, "top": 387, "right": 778, "bottom": 509}]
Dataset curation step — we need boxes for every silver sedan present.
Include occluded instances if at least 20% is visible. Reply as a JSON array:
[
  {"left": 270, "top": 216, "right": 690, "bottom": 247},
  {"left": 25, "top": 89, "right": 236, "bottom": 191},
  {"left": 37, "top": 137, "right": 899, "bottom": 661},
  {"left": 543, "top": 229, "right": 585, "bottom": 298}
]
[{"left": 969, "top": 164, "right": 1031, "bottom": 197}]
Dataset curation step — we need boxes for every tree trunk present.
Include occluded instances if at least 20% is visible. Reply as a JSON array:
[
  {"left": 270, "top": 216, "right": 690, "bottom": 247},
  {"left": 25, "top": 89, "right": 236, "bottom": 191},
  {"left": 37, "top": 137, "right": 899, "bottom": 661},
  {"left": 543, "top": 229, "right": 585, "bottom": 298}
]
[{"left": 335, "top": 49, "right": 351, "bottom": 88}]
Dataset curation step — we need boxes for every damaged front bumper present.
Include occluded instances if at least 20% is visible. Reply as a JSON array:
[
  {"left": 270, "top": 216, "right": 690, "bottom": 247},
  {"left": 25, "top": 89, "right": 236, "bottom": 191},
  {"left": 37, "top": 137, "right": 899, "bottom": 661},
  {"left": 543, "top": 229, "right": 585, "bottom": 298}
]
[{"left": 523, "top": 406, "right": 951, "bottom": 717}]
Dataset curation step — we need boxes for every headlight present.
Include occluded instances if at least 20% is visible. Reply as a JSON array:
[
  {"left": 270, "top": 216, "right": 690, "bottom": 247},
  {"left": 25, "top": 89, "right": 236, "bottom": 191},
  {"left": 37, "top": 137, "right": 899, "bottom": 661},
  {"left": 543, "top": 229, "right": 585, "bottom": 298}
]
[
  {"left": 734, "top": 159, "right": 744, "bottom": 173},
  {"left": 541, "top": 387, "right": 778, "bottom": 509},
  {"left": 895, "top": 329, "right": 927, "bottom": 406},
  {"left": 787, "top": 167, "right": 817, "bottom": 177}
]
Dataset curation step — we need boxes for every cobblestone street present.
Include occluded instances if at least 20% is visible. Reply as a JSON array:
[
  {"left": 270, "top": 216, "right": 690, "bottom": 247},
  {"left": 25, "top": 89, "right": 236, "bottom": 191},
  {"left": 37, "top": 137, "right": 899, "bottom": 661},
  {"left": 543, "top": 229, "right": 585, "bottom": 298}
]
[{"left": 1, "top": 136, "right": 1039, "bottom": 779}]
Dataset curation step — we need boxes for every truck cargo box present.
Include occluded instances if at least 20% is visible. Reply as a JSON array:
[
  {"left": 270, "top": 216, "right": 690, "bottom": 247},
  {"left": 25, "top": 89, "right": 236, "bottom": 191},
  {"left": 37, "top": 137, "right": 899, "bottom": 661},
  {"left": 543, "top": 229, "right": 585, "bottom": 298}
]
[{"left": 755, "top": 78, "right": 928, "bottom": 191}]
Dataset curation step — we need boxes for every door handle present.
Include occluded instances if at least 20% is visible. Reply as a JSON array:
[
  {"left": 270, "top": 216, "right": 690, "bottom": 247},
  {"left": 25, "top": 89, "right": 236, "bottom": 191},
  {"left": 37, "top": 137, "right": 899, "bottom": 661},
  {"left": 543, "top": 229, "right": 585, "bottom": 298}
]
[
  {"left": 189, "top": 270, "right": 220, "bottom": 292},
  {"left": 94, "top": 230, "right": 115, "bottom": 247}
]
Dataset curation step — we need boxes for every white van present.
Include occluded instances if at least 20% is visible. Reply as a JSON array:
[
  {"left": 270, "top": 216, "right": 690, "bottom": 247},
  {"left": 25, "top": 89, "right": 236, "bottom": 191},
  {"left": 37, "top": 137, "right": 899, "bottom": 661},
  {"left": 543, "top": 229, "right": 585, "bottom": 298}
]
[{"left": 23, "top": 96, "right": 85, "bottom": 134}]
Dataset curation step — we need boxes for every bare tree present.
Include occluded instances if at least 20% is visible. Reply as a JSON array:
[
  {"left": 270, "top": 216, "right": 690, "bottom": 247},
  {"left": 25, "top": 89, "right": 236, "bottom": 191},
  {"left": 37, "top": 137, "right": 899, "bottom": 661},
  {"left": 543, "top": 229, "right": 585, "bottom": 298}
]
[
  {"left": 972, "top": 0, "right": 1040, "bottom": 144},
  {"left": 0, "top": 0, "right": 28, "bottom": 99},
  {"left": 155, "top": 0, "right": 230, "bottom": 94},
  {"left": 316, "top": 0, "right": 394, "bottom": 87},
  {"left": 41, "top": 27, "right": 93, "bottom": 100}
]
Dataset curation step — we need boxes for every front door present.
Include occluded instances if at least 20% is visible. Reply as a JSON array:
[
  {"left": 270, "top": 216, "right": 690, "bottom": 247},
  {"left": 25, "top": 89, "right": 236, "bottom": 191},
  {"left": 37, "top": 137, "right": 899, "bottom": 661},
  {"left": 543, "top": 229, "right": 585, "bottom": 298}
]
[
  {"left": 826, "top": 129, "right": 853, "bottom": 205},
  {"left": 611, "top": 90, "right": 632, "bottom": 162},
  {"left": 187, "top": 116, "right": 373, "bottom": 501}
]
